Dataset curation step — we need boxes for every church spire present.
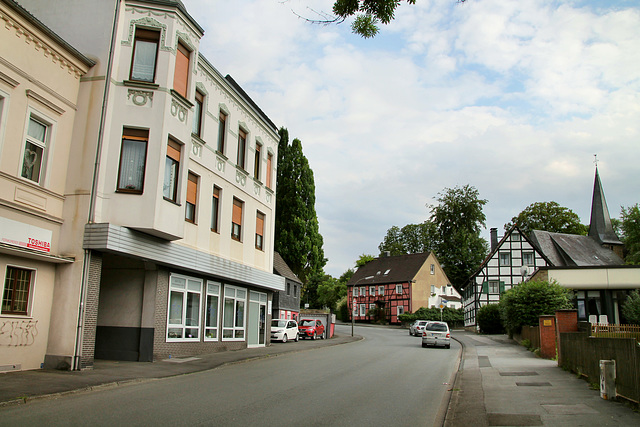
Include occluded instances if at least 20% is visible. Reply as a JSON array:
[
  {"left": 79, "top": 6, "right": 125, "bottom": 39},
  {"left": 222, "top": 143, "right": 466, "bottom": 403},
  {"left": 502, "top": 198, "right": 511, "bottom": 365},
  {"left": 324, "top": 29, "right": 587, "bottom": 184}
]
[{"left": 588, "top": 166, "right": 622, "bottom": 247}]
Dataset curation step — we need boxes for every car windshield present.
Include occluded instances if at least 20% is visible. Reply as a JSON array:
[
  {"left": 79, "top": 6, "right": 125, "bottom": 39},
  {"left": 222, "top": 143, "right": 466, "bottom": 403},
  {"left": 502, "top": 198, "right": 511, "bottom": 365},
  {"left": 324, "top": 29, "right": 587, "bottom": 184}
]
[
  {"left": 272, "top": 320, "right": 287, "bottom": 327},
  {"left": 300, "top": 320, "right": 315, "bottom": 326},
  {"left": 419, "top": 321, "right": 428, "bottom": 326},
  {"left": 426, "top": 323, "right": 448, "bottom": 332}
]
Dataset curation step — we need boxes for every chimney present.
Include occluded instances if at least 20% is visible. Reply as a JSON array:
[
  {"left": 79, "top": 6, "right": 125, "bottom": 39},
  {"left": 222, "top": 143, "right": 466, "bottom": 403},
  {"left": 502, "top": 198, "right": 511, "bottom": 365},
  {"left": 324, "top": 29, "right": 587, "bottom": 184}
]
[
  {"left": 383, "top": 251, "right": 390, "bottom": 257},
  {"left": 490, "top": 228, "right": 498, "bottom": 251}
]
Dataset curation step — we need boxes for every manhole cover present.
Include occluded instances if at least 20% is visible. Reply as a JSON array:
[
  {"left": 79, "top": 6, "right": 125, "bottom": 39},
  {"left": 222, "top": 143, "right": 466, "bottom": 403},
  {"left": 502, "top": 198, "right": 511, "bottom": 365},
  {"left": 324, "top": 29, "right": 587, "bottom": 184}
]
[
  {"left": 487, "top": 413, "right": 542, "bottom": 426},
  {"left": 516, "top": 382, "right": 552, "bottom": 387},
  {"left": 500, "top": 371, "right": 538, "bottom": 376}
]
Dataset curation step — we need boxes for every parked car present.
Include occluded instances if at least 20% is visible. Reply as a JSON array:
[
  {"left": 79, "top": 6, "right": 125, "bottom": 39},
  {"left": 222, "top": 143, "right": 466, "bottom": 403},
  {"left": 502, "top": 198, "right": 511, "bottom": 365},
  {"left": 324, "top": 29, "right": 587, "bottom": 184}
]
[
  {"left": 298, "top": 319, "right": 325, "bottom": 339},
  {"left": 271, "top": 319, "right": 299, "bottom": 343},
  {"left": 409, "top": 320, "right": 430, "bottom": 336},
  {"left": 422, "top": 321, "right": 451, "bottom": 348}
]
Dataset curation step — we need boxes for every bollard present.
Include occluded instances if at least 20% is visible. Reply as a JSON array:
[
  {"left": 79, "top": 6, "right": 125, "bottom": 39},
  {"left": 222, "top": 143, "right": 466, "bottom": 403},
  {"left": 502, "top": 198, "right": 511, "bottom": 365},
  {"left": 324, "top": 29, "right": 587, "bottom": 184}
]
[{"left": 599, "top": 360, "right": 616, "bottom": 400}]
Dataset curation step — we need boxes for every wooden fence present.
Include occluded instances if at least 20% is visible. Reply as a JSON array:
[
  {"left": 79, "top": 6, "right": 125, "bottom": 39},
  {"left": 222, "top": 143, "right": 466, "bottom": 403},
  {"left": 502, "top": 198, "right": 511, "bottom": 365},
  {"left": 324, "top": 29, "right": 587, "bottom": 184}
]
[
  {"left": 591, "top": 324, "right": 640, "bottom": 343},
  {"left": 560, "top": 329, "right": 640, "bottom": 405},
  {"left": 520, "top": 325, "right": 541, "bottom": 349}
]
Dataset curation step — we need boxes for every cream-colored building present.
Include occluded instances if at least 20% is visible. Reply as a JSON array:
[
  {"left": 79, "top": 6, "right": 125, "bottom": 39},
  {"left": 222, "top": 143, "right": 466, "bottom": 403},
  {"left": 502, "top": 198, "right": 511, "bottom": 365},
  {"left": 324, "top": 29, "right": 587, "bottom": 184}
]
[
  {"left": 16, "top": 0, "right": 283, "bottom": 370},
  {"left": 0, "top": 0, "right": 94, "bottom": 371}
]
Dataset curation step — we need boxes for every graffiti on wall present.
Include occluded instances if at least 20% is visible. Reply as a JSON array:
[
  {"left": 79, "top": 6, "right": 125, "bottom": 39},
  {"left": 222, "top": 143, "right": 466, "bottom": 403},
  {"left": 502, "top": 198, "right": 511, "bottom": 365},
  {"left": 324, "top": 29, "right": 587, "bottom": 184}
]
[{"left": 0, "top": 319, "right": 38, "bottom": 346}]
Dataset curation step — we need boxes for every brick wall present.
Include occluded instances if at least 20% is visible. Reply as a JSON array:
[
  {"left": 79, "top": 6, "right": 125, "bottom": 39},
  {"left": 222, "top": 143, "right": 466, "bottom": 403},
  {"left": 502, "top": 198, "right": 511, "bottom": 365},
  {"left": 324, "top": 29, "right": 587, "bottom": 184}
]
[
  {"left": 539, "top": 315, "right": 556, "bottom": 359},
  {"left": 555, "top": 309, "right": 578, "bottom": 365},
  {"left": 80, "top": 251, "right": 102, "bottom": 369}
]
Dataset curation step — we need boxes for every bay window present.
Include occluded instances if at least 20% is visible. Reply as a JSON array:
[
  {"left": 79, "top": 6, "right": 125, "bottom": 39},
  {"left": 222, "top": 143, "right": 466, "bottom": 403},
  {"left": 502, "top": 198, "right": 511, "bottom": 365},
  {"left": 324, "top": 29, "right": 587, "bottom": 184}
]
[
  {"left": 21, "top": 116, "right": 49, "bottom": 184},
  {"left": 117, "top": 128, "right": 148, "bottom": 193},
  {"left": 130, "top": 28, "right": 159, "bottom": 83}
]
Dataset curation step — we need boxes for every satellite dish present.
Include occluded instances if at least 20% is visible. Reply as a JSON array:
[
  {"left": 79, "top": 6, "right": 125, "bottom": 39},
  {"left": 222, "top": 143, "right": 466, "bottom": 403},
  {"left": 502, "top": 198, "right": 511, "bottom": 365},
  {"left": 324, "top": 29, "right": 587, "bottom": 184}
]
[{"left": 520, "top": 265, "right": 529, "bottom": 279}]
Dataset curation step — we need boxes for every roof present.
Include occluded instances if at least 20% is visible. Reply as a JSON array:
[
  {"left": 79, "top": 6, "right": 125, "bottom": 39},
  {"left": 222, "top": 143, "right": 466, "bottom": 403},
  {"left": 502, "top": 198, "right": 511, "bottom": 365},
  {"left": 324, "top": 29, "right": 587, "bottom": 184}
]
[
  {"left": 224, "top": 74, "right": 278, "bottom": 133},
  {"left": 347, "top": 252, "right": 432, "bottom": 286},
  {"left": 3, "top": 0, "right": 95, "bottom": 67},
  {"left": 588, "top": 167, "right": 622, "bottom": 246},
  {"left": 273, "top": 252, "right": 301, "bottom": 284},
  {"left": 529, "top": 230, "right": 624, "bottom": 266},
  {"left": 140, "top": 0, "right": 204, "bottom": 35}
]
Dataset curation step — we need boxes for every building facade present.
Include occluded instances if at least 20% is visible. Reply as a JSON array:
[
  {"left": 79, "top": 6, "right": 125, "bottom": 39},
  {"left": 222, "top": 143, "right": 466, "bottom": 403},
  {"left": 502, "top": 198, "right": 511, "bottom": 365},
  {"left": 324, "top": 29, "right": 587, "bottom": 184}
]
[
  {"left": 347, "top": 252, "right": 459, "bottom": 324},
  {"left": 15, "top": 0, "right": 283, "bottom": 370},
  {"left": 272, "top": 251, "right": 301, "bottom": 321},
  {"left": 0, "top": 0, "right": 94, "bottom": 371}
]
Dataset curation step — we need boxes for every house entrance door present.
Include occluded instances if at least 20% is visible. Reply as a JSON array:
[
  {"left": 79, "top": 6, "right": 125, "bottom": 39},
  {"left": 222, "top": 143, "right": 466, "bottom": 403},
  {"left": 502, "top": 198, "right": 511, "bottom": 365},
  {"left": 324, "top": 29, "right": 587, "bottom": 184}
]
[{"left": 247, "top": 291, "right": 267, "bottom": 347}]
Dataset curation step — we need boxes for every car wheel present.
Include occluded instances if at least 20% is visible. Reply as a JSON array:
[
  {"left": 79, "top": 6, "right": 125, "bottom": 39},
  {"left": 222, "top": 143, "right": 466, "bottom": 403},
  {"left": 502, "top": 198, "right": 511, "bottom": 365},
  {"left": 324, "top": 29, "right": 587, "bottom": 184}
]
[
  {"left": 295, "top": 333, "right": 299, "bottom": 342},
  {"left": 312, "top": 332, "right": 317, "bottom": 340},
  {"left": 320, "top": 333, "right": 325, "bottom": 339},
  {"left": 282, "top": 334, "right": 288, "bottom": 343},
  {"left": 445, "top": 344, "right": 450, "bottom": 349},
  {"left": 422, "top": 343, "right": 427, "bottom": 348}
]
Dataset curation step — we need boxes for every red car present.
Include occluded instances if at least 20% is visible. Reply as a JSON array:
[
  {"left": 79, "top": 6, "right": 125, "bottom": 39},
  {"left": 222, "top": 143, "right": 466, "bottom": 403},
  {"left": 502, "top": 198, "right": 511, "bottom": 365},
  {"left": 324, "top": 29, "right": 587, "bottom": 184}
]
[{"left": 298, "top": 319, "right": 325, "bottom": 340}]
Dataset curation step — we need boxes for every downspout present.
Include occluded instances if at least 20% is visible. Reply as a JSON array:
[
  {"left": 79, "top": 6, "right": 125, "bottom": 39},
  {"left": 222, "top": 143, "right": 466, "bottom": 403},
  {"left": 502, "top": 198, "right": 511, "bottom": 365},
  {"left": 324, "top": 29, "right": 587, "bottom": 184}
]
[{"left": 73, "top": 0, "right": 121, "bottom": 371}]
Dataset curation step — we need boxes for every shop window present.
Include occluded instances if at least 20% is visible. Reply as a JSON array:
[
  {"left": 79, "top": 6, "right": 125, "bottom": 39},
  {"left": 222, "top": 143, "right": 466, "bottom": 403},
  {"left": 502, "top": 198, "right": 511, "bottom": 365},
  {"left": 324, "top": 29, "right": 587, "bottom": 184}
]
[
  {"left": 2, "top": 267, "right": 33, "bottom": 315},
  {"left": 173, "top": 41, "right": 190, "bottom": 98},
  {"left": 130, "top": 28, "right": 160, "bottom": 82},
  {"left": 167, "top": 275, "right": 202, "bottom": 341},
  {"left": 117, "top": 128, "right": 148, "bottom": 193},
  {"left": 211, "top": 186, "right": 221, "bottom": 232},
  {"left": 163, "top": 138, "right": 181, "bottom": 201},
  {"left": 232, "top": 198, "right": 243, "bottom": 241},
  {"left": 255, "top": 212, "right": 265, "bottom": 250},
  {"left": 217, "top": 111, "right": 227, "bottom": 154},
  {"left": 204, "top": 281, "right": 220, "bottom": 341},
  {"left": 237, "top": 128, "right": 247, "bottom": 169},
  {"left": 222, "top": 285, "right": 246, "bottom": 340},
  {"left": 192, "top": 90, "right": 204, "bottom": 137},
  {"left": 185, "top": 172, "right": 198, "bottom": 223}
]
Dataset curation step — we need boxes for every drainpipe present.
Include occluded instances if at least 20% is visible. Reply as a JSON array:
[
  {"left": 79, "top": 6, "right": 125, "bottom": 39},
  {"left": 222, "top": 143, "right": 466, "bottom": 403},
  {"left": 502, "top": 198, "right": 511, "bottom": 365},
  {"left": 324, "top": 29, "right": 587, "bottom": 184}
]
[{"left": 73, "top": 0, "right": 121, "bottom": 371}]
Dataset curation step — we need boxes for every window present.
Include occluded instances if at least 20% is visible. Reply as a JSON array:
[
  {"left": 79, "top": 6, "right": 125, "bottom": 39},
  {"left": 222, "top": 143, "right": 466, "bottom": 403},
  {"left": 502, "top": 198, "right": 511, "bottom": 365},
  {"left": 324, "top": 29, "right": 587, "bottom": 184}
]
[
  {"left": 217, "top": 111, "right": 227, "bottom": 153},
  {"left": 396, "top": 284, "right": 403, "bottom": 295},
  {"left": 222, "top": 285, "right": 246, "bottom": 340},
  {"left": 431, "top": 285, "right": 436, "bottom": 295},
  {"left": 499, "top": 252, "right": 511, "bottom": 266},
  {"left": 255, "top": 211, "right": 265, "bottom": 250},
  {"left": 287, "top": 283, "right": 291, "bottom": 295},
  {"left": 254, "top": 143, "right": 261, "bottom": 180},
  {"left": 488, "top": 281, "right": 499, "bottom": 294},
  {"left": 397, "top": 305, "right": 404, "bottom": 316},
  {"left": 2, "top": 267, "right": 33, "bottom": 315},
  {"left": 192, "top": 90, "right": 204, "bottom": 137},
  {"left": 378, "top": 285, "right": 384, "bottom": 296},
  {"left": 512, "top": 232, "right": 521, "bottom": 241},
  {"left": 21, "top": 116, "right": 49, "bottom": 184},
  {"left": 430, "top": 264, "right": 435, "bottom": 275},
  {"left": 185, "top": 172, "right": 198, "bottom": 223},
  {"left": 204, "top": 281, "right": 220, "bottom": 340},
  {"left": 163, "top": 138, "right": 181, "bottom": 201},
  {"left": 232, "top": 198, "right": 244, "bottom": 241},
  {"left": 211, "top": 186, "right": 221, "bottom": 232},
  {"left": 173, "top": 41, "right": 190, "bottom": 98},
  {"left": 369, "top": 286, "right": 375, "bottom": 296},
  {"left": 523, "top": 252, "right": 534, "bottom": 266},
  {"left": 130, "top": 28, "right": 160, "bottom": 82},
  {"left": 359, "top": 304, "right": 366, "bottom": 316},
  {"left": 237, "top": 129, "right": 247, "bottom": 169},
  {"left": 266, "top": 152, "right": 273, "bottom": 189},
  {"left": 353, "top": 287, "right": 358, "bottom": 297},
  {"left": 294, "top": 285, "right": 298, "bottom": 297},
  {"left": 369, "top": 303, "right": 376, "bottom": 311},
  {"left": 167, "top": 275, "right": 202, "bottom": 341},
  {"left": 117, "top": 128, "right": 148, "bottom": 193},
  {"left": 360, "top": 286, "right": 366, "bottom": 296}
]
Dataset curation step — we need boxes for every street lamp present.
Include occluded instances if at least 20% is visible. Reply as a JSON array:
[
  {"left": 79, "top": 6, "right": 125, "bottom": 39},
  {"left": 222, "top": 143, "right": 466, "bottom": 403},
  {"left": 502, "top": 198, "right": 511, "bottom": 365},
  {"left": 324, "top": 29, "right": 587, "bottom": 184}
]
[{"left": 351, "top": 275, "right": 374, "bottom": 336}]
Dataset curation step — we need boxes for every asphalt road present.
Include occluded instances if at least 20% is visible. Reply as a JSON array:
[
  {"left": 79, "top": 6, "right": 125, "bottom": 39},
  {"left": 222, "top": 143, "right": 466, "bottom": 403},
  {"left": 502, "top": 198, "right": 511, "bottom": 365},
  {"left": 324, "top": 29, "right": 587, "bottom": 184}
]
[{"left": 0, "top": 324, "right": 460, "bottom": 426}]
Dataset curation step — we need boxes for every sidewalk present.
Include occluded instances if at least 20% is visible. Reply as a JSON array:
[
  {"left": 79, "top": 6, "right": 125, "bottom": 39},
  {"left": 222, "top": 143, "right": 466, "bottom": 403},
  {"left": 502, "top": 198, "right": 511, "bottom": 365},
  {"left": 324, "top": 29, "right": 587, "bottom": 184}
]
[
  {"left": 445, "top": 331, "right": 640, "bottom": 426},
  {"left": 0, "top": 333, "right": 361, "bottom": 407}
]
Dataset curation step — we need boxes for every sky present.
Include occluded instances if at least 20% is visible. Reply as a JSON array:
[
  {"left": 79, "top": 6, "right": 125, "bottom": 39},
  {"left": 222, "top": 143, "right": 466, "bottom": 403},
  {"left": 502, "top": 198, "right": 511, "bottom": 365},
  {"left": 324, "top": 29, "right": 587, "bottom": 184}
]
[{"left": 184, "top": 0, "right": 640, "bottom": 278}]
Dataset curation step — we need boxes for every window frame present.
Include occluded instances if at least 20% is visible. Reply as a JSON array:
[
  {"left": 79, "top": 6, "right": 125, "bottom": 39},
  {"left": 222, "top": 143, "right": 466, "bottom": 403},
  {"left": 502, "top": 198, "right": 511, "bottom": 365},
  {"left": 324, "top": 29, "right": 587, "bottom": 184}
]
[
  {"left": 129, "top": 27, "right": 160, "bottom": 83},
  {"left": 21, "top": 112, "right": 53, "bottom": 185},
  {"left": 116, "top": 127, "right": 148, "bottom": 194},
  {"left": 192, "top": 90, "right": 204, "bottom": 137},
  {"left": 266, "top": 152, "right": 273, "bottom": 189},
  {"left": 499, "top": 252, "right": 511, "bottom": 266},
  {"left": 378, "top": 285, "right": 384, "bottom": 296},
  {"left": 217, "top": 111, "right": 227, "bottom": 154},
  {"left": 173, "top": 40, "right": 191, "bottom": 98},
  {"left": 2, "top": 266, "right": 35, "bottom": 316},
  {"left": 369, "top": 286, "right": 375, "bottom": 296},
  {"left": 397, "top": 305, "right": 404, "bottom": 316},
  {"left": 395, "top": 284, "right": 403, "bottom": 295},
  {"left": 237, "top": 128, "right": 247, "bottom": 170},
  {"left": 488, "top": 280, "right": 500, "bottom": 294},
  {"left": 523, "top": 252, "right": 535, "bottom": 266},
  {"left": 360, "top": 286, "right": 366, "bottom": 297},
  {"left": 254, "top": 142, "right": 262, "bottom": 181},
  {"left": 359, "top": 304, "right": 366, "bottom": 316},
  {"left": 166, "top": 274, "right": 202, "bottom": 342},
  {"left": 353, "top": 287, "right": 358, "bottom": 297},
  {"left": 204, "top": 281, "right": 221, "bottom": 341},
  {"left": 163, "top": 138, "right": 181, "bottom": 202},
  {"left": 231, "top": 197, "right": 244, "bottom": 241},
  {"left": 255, "top": 211, "right": 265, "bottom": 250},
  {"left": 211, "top": 185, "right": 221, "bottom": 233},
  {"left": 185, "top": 171, "right": 198, "bottom": 223},
  {"left": 222, "top": 285, "right": 247, "bottom": 341}
]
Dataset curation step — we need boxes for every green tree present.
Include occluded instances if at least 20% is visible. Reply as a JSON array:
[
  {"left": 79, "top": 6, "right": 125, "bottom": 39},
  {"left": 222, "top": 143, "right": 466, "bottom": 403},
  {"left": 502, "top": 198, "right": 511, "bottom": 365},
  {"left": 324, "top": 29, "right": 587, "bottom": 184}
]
[
  {"left": 275, "top": 128, "right": 326, "bottom": 285},
  {"left": 378, "top": 221, "right": 436, "bottom": 256},
  {"left": 505, "top": 201, "right": 587, "bottom": 236},
  {"left": 430, "top": 185, "right": 489, "bottom": 289},
  {"left": 317, "top": 270, "right": 352, "bottom": 312},
  {"left": 477, "top": 304, "right": 504, "bottom": 334},
  {"left": 499, "top": 280, "right": 573, "bottom": 335},
  {"left": 620, "top": 204, "right": 640, "bottom": 264},
  {"left": 355, "top": 254, "right": 375, "bottom": 268},
  {"left": 621, "top": 290, "right": 640, "bottom": 325}
]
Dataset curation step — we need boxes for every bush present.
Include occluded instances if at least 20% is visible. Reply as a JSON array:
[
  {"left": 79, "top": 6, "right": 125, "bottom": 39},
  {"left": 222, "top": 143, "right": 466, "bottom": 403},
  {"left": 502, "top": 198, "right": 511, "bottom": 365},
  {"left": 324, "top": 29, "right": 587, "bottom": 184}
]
[
  {"left": 337, "top": 297, "right": 349, "bottom": 322},
  {"left": 622, "top": 290, "right": 640, "bottom": 325},
  {"left": 499, "top": 280, "right": 572, "bottom": 335},
  {"left": 477, "top": 304, "right": 504, "bottom": 334}
]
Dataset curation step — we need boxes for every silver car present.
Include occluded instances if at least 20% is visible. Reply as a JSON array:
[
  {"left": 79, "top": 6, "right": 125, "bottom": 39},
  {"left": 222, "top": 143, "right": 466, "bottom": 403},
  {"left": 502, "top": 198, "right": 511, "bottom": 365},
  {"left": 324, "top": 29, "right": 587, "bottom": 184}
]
[
  {"left": 410, "top": 320, "right": 430, "bottom": 336},
  {"left": 421, "top": 321, "right": 450, "bottom": 348}
]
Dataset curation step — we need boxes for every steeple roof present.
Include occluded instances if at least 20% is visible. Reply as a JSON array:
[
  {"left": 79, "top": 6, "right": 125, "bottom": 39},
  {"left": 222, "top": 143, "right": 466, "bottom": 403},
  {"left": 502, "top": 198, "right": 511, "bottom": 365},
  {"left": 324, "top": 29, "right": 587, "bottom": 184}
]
[{"left": 588, "top": 167, "right": 622, "bottom": 246}]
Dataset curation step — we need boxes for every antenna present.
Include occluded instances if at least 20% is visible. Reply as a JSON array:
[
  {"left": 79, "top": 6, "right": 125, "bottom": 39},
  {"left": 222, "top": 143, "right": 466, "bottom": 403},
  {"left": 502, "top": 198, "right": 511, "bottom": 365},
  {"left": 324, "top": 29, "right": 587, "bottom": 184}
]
[{"left": 593, "top": 154, "right": 598, "bottom": 168}]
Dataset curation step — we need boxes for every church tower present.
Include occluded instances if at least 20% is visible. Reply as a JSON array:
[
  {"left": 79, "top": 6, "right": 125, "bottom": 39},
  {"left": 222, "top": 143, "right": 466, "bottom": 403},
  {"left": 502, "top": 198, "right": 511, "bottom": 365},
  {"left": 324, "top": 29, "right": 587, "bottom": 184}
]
[{"left": 588, "top": 167, "right": 624, "bottom": 257}]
